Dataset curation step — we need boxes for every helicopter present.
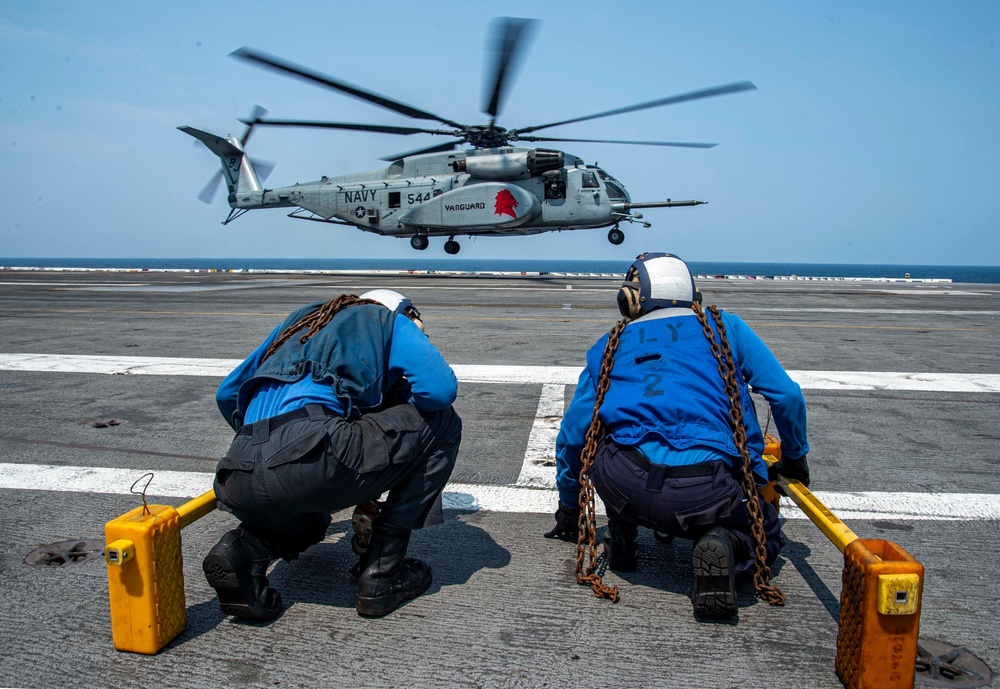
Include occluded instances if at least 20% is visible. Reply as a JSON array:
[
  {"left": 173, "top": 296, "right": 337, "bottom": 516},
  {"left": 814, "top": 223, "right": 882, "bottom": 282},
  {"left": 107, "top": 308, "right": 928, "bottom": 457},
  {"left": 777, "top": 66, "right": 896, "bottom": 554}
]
[{"left": 180, "top": 18, "right": 756, "bottom": 255}]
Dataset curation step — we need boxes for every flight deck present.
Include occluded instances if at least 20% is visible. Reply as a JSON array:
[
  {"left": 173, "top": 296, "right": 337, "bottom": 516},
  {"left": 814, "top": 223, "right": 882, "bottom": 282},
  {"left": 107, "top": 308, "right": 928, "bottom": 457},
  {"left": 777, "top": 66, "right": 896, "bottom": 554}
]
[{"left": 1, "top": 269, "right": 998, "bottom": 688}]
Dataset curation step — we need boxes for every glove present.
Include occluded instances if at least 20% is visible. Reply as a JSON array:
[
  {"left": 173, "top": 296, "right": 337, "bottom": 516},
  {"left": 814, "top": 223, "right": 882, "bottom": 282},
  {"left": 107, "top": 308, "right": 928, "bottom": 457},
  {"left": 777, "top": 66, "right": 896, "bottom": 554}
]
[
  {"left": 767, "top": 455, "right": 810, "bottom": 488},
  {"left": 543, "top": 502, "right": 580, "bottom": 541}
]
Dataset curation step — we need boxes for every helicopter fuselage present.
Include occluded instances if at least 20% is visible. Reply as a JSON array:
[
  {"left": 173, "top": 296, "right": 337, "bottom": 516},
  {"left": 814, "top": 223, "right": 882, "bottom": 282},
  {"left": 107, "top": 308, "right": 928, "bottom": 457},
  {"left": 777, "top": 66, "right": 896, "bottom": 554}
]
[
  {"left": 233, "top": 146, "right": 639, "bottom": 239},
  {"left": 181, "top": 123, "right": 705, "bottom": 254}
]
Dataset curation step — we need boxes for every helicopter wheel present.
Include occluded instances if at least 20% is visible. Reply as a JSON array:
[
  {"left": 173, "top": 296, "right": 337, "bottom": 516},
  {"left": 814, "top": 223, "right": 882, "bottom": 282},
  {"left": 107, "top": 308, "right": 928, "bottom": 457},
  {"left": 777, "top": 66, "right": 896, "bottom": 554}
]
[
  {"left": 444, "top": 239, "right": 461, "bottom": 255},
  {"left": 608, "top": 228, "right": 625, "bottom": 245},
  {"left": 410, "top": 235, "right": 429, "bottom": 251}
]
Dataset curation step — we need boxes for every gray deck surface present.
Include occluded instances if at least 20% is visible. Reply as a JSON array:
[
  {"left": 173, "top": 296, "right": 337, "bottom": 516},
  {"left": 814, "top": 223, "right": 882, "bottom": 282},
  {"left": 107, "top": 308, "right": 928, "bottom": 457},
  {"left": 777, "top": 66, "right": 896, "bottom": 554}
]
[{"left": 0, "top": 269, "right": 997, "bottom": 688}]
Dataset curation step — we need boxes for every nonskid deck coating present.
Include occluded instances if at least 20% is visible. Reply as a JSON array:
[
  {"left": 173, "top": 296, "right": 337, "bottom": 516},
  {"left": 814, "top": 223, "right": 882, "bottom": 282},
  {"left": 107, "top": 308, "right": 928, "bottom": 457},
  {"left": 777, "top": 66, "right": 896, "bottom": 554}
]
[{"left": 0, "top": 270, "right": 998, "bottom": 688}]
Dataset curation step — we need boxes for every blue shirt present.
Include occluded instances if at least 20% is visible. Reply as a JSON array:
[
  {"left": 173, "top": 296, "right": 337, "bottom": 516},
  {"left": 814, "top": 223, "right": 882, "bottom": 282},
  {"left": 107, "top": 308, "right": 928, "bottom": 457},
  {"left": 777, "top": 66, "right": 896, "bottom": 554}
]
[{"left": 555, "top": 308, "right": 808, "bottom": 506}]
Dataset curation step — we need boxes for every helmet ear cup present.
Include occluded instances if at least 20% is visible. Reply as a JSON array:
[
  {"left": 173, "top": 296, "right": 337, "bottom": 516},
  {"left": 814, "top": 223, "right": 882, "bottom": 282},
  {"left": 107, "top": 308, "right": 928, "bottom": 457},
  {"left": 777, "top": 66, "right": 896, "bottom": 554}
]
[{"left": 617, "top": 283, "right": 642, "bottom": 320}]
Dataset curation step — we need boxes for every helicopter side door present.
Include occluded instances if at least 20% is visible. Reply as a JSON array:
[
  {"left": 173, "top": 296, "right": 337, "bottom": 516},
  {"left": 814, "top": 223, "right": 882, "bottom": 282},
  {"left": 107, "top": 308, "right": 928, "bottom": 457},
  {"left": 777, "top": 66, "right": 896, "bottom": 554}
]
[{"left": 565, "top": 168, "right": 610, "bottom": 223}]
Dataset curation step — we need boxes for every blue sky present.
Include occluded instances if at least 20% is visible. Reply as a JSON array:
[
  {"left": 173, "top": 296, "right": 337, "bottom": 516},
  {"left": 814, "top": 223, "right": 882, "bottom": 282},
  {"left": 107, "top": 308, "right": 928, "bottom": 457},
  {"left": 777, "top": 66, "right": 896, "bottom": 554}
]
[{"left": 1, "top": 2, "right": 998, "bottom": 264}]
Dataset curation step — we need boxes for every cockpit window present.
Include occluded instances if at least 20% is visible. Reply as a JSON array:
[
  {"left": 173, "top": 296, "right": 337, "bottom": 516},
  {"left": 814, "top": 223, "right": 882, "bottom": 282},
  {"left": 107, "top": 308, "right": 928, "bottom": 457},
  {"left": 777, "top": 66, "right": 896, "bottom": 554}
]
[
  {"left": 581, "top": 171, "right": 600, "bottom": 189},
  {"left": 604, "top": 180, "right": 627, "bottom": 201}
]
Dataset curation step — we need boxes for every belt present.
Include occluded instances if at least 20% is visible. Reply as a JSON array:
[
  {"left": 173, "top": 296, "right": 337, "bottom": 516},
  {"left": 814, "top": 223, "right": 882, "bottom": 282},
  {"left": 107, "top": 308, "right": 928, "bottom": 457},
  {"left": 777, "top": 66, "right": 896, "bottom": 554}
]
[
  {"left": 620, "top": 446, "right": 718, "bottom": 478},
  {"left": 237, "top": 404, "right": 338, "bottom": 437}
]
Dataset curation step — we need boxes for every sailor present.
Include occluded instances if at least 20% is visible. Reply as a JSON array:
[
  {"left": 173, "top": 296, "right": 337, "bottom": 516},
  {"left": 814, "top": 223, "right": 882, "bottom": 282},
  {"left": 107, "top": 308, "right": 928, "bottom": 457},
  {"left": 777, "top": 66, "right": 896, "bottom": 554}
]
[
  {"left": 204, "top": 289, "right": 461, "bottom": 621},
  {"left": 545, "top": 252, "right": 809, "bottom": 617}
]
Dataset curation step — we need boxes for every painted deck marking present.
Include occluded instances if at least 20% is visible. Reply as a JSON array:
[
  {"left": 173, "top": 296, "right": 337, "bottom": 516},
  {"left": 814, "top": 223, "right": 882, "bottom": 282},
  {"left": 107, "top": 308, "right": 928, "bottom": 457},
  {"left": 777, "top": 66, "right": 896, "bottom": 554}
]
[
  {"left": 516, "top": 384, "right": 566, "bottom": 488},
  {"left": 1, "top": 354, "right": 998, "bottom": 392},
  {"left": 1, "top": 462, "right": 999, "bottom": 521}
]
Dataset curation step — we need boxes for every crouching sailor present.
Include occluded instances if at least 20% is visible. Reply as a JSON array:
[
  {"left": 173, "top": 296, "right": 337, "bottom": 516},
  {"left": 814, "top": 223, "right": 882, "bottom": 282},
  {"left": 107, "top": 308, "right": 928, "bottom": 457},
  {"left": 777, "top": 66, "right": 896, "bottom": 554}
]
[
  {"left": 546, "top": 252, "right": 809, "bottom": 617},
  {"left": 205, "top": 289, "right": 461, "bottom": 621}
]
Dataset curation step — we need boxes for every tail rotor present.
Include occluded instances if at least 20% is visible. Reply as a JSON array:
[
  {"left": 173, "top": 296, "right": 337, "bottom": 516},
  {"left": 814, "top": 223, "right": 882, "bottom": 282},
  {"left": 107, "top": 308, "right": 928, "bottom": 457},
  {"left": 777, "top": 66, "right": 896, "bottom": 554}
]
[{"left": 192, "top": 105, "right": 274, "bottom": 204}]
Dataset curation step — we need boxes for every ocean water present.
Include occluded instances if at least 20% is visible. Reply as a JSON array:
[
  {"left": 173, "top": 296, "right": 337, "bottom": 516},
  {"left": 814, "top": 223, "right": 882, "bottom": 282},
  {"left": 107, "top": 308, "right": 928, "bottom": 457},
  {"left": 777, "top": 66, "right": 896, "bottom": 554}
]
[{"left": 2, "top": 257, "right": 999, "bottom": 283}]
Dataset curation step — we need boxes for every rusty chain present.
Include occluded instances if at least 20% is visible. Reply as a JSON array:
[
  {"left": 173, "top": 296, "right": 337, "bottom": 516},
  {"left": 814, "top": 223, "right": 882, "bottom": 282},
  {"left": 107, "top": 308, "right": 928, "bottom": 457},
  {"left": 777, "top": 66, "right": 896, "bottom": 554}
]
[
  {"left": 575, "top": 319, "right": 628, "bottom": 602},
  {"left": 694, "top": 302, "right": 786, "bottom": 606}
]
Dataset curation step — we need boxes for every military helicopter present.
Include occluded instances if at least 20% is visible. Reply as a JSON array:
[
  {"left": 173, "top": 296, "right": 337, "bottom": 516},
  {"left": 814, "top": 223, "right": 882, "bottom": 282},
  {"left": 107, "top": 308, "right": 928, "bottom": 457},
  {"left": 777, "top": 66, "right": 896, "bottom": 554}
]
[{"left": 180, "top": 18, "right": 755, "bottom": 255}]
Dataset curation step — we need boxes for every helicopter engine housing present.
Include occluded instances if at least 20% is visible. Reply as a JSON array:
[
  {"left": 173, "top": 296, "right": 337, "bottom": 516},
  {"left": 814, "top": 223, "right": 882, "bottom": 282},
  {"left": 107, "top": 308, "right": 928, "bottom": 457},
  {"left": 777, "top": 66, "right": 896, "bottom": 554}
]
[{"left": 453, "top": 149, "right": 564, "bottom": 180}]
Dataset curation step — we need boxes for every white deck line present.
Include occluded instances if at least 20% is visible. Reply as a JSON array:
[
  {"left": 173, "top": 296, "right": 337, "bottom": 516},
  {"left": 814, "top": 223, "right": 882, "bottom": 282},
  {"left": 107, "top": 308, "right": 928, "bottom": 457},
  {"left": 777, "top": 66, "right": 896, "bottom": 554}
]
[
  {"left": 515, "top": 384, "right": 566, "bottom": 488},
  {"left": 1, "top": 354, "right": 999, "bottom": 392},
  {"left": 1, "top": 463, "right": 998, "bottom": 522}
]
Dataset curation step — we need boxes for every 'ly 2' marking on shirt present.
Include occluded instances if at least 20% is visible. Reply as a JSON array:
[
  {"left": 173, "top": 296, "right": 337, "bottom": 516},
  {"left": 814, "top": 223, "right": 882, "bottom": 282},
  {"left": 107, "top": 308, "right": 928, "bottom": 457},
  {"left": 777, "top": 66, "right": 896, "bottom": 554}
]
[{"left": 638, "top": 322, "right": 683, "bottom": 344}]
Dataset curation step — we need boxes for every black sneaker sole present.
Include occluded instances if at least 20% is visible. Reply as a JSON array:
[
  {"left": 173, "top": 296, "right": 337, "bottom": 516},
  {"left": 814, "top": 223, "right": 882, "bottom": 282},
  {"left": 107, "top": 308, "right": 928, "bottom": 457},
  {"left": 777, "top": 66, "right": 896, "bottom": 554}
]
[
  {"left": 203, "top": 548, "right": 282, "bottom": 622},
  {"left": 691, "top": 534, "right": 737, "bottom": 618}
]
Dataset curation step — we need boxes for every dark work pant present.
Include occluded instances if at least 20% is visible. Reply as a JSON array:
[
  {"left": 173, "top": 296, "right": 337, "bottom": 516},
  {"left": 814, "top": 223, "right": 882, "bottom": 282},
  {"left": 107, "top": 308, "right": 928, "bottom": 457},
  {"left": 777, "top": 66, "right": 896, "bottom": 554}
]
[
  {"left": 213, "top": 403, "right": 462, "bottom": 561},
  {"left": 589, "top": 438, "right": 783, "bottom": 576}
]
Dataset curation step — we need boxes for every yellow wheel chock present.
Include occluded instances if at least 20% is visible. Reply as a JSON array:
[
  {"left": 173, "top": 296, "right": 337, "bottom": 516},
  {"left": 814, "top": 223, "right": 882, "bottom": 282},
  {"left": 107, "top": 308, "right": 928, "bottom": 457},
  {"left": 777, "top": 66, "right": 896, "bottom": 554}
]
[
  {"left": 763, "top": 438, "right": 923, "bottom": 689},
  {"left": 104, "top": 490, "right": 217, "bottom": 654}
]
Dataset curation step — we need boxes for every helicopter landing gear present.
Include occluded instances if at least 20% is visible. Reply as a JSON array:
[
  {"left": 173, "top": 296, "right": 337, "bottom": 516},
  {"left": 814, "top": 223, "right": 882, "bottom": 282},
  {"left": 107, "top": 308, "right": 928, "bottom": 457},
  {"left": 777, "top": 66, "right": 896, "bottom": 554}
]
[
  {"left": 444, "top": 238, "right": 461, "bottom": 255},
  {"left": 410, "top": 235, "right": 429, "bottom": 251},
  {"left": 608, "top": 227, "right": 625, "bottom": 245}
]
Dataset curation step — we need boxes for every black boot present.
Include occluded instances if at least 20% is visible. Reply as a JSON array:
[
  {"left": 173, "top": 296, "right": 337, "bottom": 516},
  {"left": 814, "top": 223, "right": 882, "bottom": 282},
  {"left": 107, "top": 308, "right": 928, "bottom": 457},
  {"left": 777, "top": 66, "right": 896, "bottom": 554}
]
[
  {"left": 202, "top": 527, "right": 282, "bottom": 622},
  {"left": 355, "top": 523, "right": 432, "bottom": 617},
  {"left": 603, "top": 514, "right": 638, "bottom": 572},
  {"left": 691, "top": 526, "right": 738, "bottom": 618}
]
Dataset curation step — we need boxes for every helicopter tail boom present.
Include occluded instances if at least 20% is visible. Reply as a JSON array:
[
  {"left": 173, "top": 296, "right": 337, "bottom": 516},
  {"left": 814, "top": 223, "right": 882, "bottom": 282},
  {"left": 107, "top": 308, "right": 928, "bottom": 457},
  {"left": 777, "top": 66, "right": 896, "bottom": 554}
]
[{"left": 179, "top": 126, "right": 263, "bottom": 201}]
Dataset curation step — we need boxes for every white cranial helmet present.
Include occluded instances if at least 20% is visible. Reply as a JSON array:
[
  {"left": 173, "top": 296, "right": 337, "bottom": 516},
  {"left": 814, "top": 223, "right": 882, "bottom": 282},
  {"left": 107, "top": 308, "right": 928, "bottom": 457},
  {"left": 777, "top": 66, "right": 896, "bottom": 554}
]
[
  {"left": 360, "top": 289, "right": 424, "bottom": 331},
  {"left": 617, "top": 252, "right": 701, "bottom": 319}
]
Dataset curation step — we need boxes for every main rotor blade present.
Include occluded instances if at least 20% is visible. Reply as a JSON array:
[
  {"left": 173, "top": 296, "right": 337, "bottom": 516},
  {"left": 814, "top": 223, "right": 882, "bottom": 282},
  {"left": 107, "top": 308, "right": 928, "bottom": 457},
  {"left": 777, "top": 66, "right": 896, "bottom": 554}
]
[
  {"left": 513, "top": 135, "right": 718, "bottom": 148},
  {"left": 379, "top": 139, "right": 466, "bottom": 161},
  {"left": 239, "top": 118, "right": 455, "bottom": 136},
  {"left": 514, "top": 81, "right": 758, "bottom": 135},
  {"left": 240, "top": 105, "right": 268, "bottom": 146},
  {"left": 231, "top": 47, "right": 465, "bottom": 128},
  {"left": 483, "top": 17, "right": 537, "bottom": 119}
]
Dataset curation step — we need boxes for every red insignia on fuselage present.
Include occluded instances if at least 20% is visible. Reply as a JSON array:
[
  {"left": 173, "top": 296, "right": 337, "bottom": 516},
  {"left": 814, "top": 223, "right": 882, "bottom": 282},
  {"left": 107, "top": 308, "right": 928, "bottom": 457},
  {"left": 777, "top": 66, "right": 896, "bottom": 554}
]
[{"left": 493, "top": 189, "right": 519, "bottom": 219}]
